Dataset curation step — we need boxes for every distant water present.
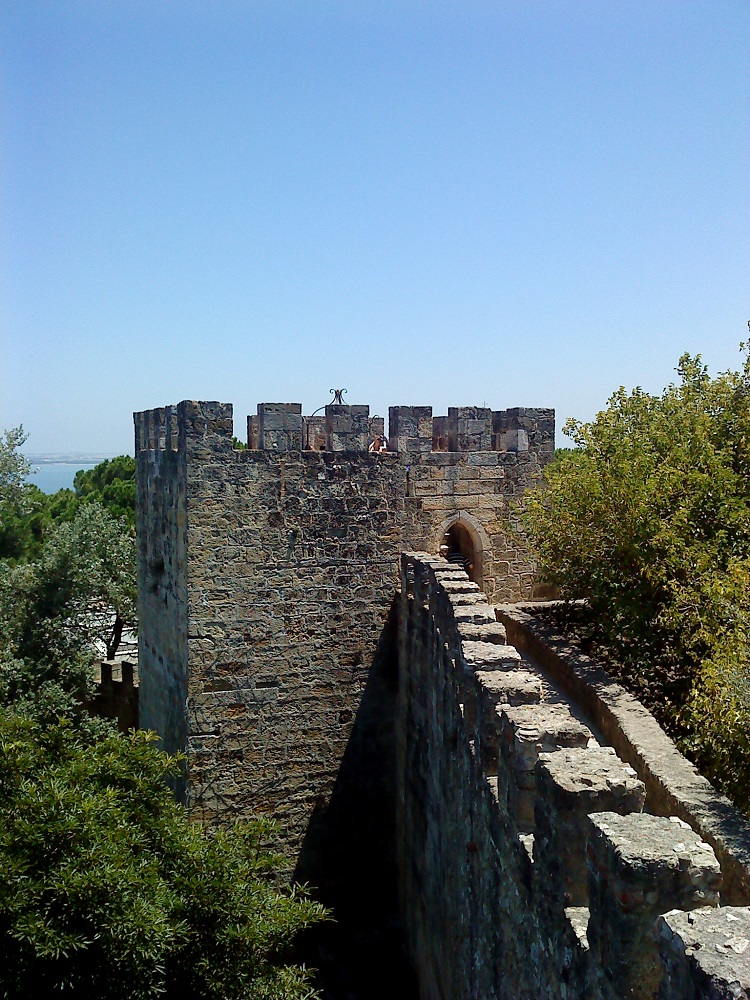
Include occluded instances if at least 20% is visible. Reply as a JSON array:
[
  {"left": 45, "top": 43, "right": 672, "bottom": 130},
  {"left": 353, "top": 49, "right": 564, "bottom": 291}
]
[{"left": 27, "top": 462, "right": 101, "bottom": 494}]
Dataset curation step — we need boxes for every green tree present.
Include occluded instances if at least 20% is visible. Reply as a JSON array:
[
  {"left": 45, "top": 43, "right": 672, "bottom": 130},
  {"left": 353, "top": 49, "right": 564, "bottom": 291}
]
[
  {"left": 0, "top": 433, "right": 137, "bottom": 562},
  {"left": 74, "top": 455, "right": 136, "bottom": 527},
  {"left": 0, "top": 427, "right": 44, "bottom": 563},
  {"left": 0, "top": 713, "right": 324, "bottom": 999},
  {"left": 525, "top": 347, "right": 750, "bottom": 811},
  {"left": 0, "top": 499, "right": 137, "bottom": 692}
]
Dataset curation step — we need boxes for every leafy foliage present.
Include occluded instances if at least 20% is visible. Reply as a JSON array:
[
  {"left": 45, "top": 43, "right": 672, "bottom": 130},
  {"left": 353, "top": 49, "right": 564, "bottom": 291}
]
[
  {"left": 525, "top": 347, "right": 750, "bottom": 812},
  {"left": 0, "top": 713, "right": 325, "bottom": 999},
  {"left": 0, "top": 429, "right": 137, "bottom": 659},
  {"left": 0, "top": 427, "right": 40, "bottom": 563},
  {"left": 0, "top": 436, "right": 136, "bottom": 565},
  {"left": 73, "top": 455, "right": 136, "bottom": 528},
  {"left": 0, "top": 500, "right": 137, "bottom": 665}
]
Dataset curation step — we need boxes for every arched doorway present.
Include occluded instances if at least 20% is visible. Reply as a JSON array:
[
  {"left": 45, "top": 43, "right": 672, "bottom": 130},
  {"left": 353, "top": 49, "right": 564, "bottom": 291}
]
[
  {"left": 436, "top": 511, "right": 491, "bottom": 593},
  {"left": 444, "top": 521, "right": 478, "bottom": 584}
]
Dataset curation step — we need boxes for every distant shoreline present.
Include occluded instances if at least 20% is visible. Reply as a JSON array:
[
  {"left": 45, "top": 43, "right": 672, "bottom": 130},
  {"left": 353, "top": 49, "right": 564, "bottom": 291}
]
[
  {"left": 25, "top": 454, "right": 124, "bottom": 465},
  {"left": 25, "top": 457, "right": 128, "bottom": 494}
]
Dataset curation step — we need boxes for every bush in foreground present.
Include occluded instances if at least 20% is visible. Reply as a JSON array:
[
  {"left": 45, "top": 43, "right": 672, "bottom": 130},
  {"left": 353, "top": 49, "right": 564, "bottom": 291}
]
[{"left": 0, "top": 713, "right": 325, "bottom": 999}]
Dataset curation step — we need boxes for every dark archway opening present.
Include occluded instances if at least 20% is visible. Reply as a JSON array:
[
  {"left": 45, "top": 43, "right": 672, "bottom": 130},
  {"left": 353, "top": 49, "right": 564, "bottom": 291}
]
[{"left": 444, "top": 522, "right": 477, "bottom": 583}]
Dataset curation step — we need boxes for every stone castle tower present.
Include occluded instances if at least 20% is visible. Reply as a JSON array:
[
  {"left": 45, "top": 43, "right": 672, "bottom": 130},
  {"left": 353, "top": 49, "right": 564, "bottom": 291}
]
[{"left": 133, "top": 398, "right": 553, "bottom": 871}]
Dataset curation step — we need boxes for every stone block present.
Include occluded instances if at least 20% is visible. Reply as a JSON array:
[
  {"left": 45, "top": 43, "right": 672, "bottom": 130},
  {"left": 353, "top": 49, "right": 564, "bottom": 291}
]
[
  {"left": 506, "top": 428, "right": 529, "bottom": 453},
  {"left": 456, "top": 621, "right": 507, "bottom": 645},
  {"left": 440, "top": 579, "right": 481, "bottom": 596},
  {"left": 446, "top": 407, "right": 493, "bottom": 451},
  {"left": 588, "top": 812, "right": 721, "bottom": 1000},
  {"left": 658, "top": 905, "right": 750, "bottom": 1000},
  {"left": 247, "top": 413, "right": 260, "bottom": 449},
  {"left": 501, "top": 707, "right": 596, "bottom": 835},
  {"left": 389, "top": 405, "right": 433, "bottom": 454},
  {"left": 476, "top": 669, "right": 542, "bottom": 775},
  {"left": 258, "top": 403, "right": 302, "bottom": 452},
  {"left": 462, "top": 640, "right": 522, "bottom": 670},
  {"left": 451, "top": 605, "right": 498, "bottom": 625},
  {"left": 476, "top": 669, "right": 541, "bottom": 709},
  {"left": 534, "top": 748, "right": 645, "bottom": 907},
  {"left": 326, "top": 404, "right": 369, "bottom": 451}
]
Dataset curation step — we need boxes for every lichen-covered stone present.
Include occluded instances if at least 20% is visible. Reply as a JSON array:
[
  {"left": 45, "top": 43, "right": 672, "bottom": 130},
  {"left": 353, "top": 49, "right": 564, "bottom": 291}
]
[
  {"left": 658, "top": 905, "right": 750, "bottom": 999},
  {"left": 588, "top": 812, "right": 721, "bottom": 1000}
]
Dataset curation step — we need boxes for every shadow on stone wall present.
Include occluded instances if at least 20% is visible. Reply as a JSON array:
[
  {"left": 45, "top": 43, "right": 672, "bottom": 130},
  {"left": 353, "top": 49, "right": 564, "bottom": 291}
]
[{"left": 293, "top": 595, "right": 419, "bottom": 1000}]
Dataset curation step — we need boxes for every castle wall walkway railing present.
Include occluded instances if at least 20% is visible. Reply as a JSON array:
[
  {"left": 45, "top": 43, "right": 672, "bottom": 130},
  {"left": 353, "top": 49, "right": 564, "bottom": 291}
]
[
  {"left": 396, "top": 553, "right": 750, "bottom": 1000},
  {"left": 496, "top": 602, "right": 750, "bottom": 906}
]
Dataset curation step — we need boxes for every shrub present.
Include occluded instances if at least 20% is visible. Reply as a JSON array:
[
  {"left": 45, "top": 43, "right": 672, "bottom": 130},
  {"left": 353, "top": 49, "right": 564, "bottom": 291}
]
[
  {"left": 525, "top": 347, "right": 750, "bottom": 812},
  {"left": 0, "top": 713, "right": 325, "bottom": 999}
]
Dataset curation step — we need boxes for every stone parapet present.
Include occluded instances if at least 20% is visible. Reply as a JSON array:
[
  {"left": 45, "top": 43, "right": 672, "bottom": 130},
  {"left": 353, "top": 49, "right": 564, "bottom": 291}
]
[
  {"left": 257, "top": 402, "right": 303, "bottom": 452},
  {"left": 534, "top": 747, "right": 645, "bottom": 908},
  {"left": 502, "top": 705, "right": 595, "bottom": 833},
  {"left": 444, "top": 406, "right": 493, "bottom": 452},
  {"left": 135, "top": 400, "right": 233, "bottom": 457},
  {"left": 136, "top": 398, "right": 555, "bottom": 458},
  {"left": 389, "top": 405, "right": 433, "bottom": 454},
  {"left": 492, "top": 407, "right": 555, "bottom": 459},
  {"left": 397, "top": 553, "right": 748, "bottom": 1000},
  {"left": 495, "top": 602, "right": 750, "bottom": 904},
  {"left": 86, "top": 660, "right": 140, "bottom": 733},
  {"left": 325, "top": 403, "right": 370, "bottom": 451},
  {"left": 588, "top": 812, "right": 721, "bottom": 1000},
  {"left": 658, "top": 904, "right": 750, "bottom": 999}
]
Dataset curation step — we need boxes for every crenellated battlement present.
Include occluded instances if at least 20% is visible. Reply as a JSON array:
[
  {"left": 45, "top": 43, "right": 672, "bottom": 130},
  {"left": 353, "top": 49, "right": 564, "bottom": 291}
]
[
  {"left": 397, "top": 552, "right": 750, "bottom": 1000},
  {"left": 86, "top": 660, "right": 139, "bottom": 733},
  {"left": 134, "top": 400, "right": 234, "bottom": 454},
  {"left": 134, "top": 399, "right": 554, "bottom": 457}
]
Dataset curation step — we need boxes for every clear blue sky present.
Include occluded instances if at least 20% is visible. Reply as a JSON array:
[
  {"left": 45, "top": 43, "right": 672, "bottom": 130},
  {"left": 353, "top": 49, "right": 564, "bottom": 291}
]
[{"left": 2, "top": 0, "right": 748, "bottom": 454}]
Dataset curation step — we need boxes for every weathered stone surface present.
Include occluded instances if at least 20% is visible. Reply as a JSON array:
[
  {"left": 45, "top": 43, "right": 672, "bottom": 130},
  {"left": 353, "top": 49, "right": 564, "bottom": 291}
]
[
  {"left": 496, "top": 603, "right": 750, "bottom": 905},
  {"left": 475, "top": 669, "right": 541, "bottom": 709},
  {"left": 588, "top": 812, "right": 721, "bottom": 1000},
  {"left": 476, "top": 669, "right": 542, "bottom": 775},
  {"left": 451, "top": 604, "right": 498, "bottom": 624},
  {"left": 462, "top": 639, "right": 522, "bottom": 670},
  {"left": 438, "top": 578, "right": 480, "bottom": 595},
  {"left": 388, "top": 405, "right": 433, "bottom": 454},
  {"left": 500, "top": 706, "right": 595, "bottom": 831},
  {"left": 534, "top": 747, "right": 646, "bottom": 907},
  {"left": 258, "top": 402, "right": 303, "bottom": 452},
  {"left": 456, "top": 621, "right": 507, "bottom": 644},
  {"left": 450, "top": 592, "right": 490, "bottom": 607},
  {"left": 658, "top": 905, "right": 750, "bottom": 999},
  {"left": 394, "top": 555, "right": 749, "bottom": 1000}
]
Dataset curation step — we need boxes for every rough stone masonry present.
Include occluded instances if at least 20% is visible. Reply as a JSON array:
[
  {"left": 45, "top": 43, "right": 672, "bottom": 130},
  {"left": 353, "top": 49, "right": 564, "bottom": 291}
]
[
  {"left": 134, "top": 398, "right": 553, "bottom": 853},
  {"left": 135, "top": 399, "right": 750, "bottom": 998}
]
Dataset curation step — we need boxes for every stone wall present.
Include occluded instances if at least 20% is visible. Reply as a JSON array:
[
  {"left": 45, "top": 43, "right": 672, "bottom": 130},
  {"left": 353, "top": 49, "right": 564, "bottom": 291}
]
[
  {"left": 408, "top": 449, "right": 546, "bottom": 601},
  {"left": 87, "top": 660, "right": 139, "bottom": 732},
  {"left": 397, "top": 553, "right": 750, "bottom": 1000},
  {"left": 134, "top": 397, "right": 555, "bottom": 995},
  {"left": 181, "top": 443, "right": 426, "bottom": 844},
  {"left": 496, "top": 602, "right": 750, "bottom": 905},
  {"left": 134, "top": 398, "right": 553, "bottom": 841},
  {"left": 134, "top": 405, "right": 190, "bottom": 786}
]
